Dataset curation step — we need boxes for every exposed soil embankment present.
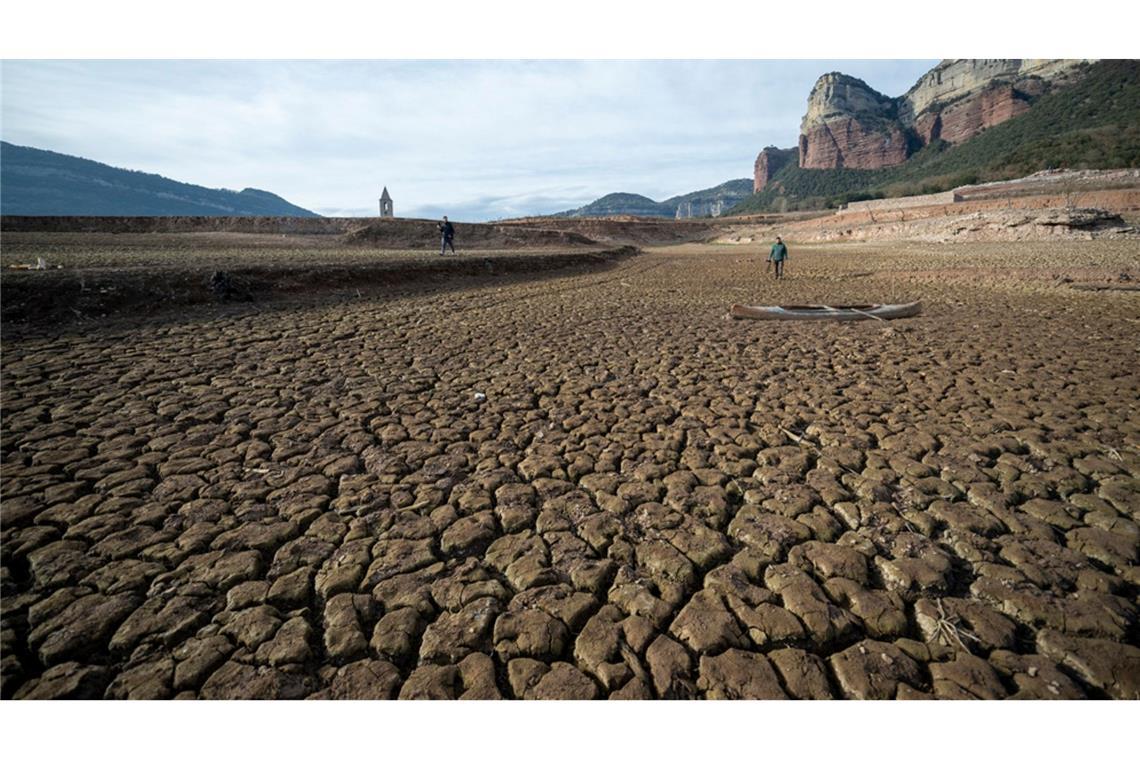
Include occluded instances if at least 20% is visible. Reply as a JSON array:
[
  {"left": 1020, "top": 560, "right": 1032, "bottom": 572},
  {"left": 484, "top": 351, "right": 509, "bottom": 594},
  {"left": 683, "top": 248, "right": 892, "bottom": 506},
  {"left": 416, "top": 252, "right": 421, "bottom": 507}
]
[
  {"left": 0, "top": 215, "right": 610, "bottom": 250},
  {"left": 784, "top": 207, "right": 1133, "bottom": 243},
  {"left": 495, "top": 216, "right": 718, "bottom": 245},
  {"left": 340, "top": 221, "right": 597, "bottom": 249},
  {"left": 2, "top": 246, "right": 640, "bottom": 328},
  {"left": 0, "top": 213, "right": 745, "bottom": 249},
  {"left": 953, "top": 169, "right": 1140, "bottom": 202},
  {"left": 717, "top": 172, "right": 1140, "bottom": 244},
  {"left": 717, "top": 197, "right": 1138, "bottom": 244}
]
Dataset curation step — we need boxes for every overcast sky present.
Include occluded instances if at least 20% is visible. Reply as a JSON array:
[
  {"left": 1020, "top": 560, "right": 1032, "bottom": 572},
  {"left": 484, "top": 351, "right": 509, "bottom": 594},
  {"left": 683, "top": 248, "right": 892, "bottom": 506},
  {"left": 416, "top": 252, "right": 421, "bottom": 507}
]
[{"left": 2, "top": 60, "right": 936, "bottom": 220}]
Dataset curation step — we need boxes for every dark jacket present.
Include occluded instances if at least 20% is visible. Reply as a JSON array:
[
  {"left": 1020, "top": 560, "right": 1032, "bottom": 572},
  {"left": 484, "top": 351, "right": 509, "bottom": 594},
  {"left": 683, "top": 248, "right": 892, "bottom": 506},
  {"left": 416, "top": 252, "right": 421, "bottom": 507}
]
[{"left": 439, "top": 221, "right": 455, "bottom": 239}]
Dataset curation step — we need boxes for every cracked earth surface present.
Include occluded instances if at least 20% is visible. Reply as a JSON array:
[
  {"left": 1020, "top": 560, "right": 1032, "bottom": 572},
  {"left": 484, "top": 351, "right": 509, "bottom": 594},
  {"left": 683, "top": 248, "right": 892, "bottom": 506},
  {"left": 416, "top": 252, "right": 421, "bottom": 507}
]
[{"left": 3, "top": 239, "right": 1139, "bottom": 699}]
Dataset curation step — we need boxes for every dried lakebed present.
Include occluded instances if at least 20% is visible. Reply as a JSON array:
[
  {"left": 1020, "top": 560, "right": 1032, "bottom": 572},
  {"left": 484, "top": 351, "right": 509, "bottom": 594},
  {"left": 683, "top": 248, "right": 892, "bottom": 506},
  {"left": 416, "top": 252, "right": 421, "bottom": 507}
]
[{"left": 2, "top": 240, "right": 1139, "bottom": 699}]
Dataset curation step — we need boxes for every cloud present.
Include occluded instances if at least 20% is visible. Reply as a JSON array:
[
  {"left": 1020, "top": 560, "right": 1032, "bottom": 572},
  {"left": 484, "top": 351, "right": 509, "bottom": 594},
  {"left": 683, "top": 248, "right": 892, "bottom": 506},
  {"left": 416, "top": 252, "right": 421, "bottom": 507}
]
[{"left": 2, "top": 59, "right": 937, "bottom": 221}]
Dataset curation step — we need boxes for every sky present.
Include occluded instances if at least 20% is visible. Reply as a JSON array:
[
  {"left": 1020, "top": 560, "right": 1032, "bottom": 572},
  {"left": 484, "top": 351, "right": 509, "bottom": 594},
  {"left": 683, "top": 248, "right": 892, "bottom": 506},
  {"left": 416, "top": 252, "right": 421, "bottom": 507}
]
[{"left": 1, "top": 60, "right": 938, "bottom": 221}]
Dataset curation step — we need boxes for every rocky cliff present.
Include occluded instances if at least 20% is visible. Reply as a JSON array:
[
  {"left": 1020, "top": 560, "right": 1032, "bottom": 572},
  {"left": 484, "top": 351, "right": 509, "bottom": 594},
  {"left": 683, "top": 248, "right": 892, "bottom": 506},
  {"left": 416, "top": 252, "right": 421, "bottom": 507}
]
[
  {"left": 912, "top": 82, "right": 1035, "bottom": 145},
  {"left": 899, "top": 59, "right": 1086, "bottom": 124},
  {"left": 753, "top": 146, "right": 797, "bottom": 191},
  {"left": 792, "top": 59, "right": 1090, "bottom": 171},
  {"left": 798, "top": 73, "right": 910, "bottom": 169},
  {"left": 672, "top": 197, "right": 733, "bottom": 218},
  {"left": 668, "top": 179, "right": 754, "bottom": 218}
]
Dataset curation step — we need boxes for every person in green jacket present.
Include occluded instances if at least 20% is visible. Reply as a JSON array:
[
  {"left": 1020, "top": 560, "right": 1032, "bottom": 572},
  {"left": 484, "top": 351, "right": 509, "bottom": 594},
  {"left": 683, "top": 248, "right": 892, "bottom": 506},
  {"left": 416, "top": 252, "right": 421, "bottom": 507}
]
[{"left": 768, "top": 236, "right": 788, "bottom": 279}]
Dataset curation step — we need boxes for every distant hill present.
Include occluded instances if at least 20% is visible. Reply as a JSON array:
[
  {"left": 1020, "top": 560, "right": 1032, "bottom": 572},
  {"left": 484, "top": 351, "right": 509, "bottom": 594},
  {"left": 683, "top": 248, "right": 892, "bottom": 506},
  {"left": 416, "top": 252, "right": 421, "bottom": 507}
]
[
  {"left": 731, "top": 59, "right": 1140, "bottom": 215},
  {"left": 556, "top": 192, "right": 672, "bottom": 218},
  {"left": 0, "top": 142, "right": 318, "bottom": 217},
  {"left": 555, "top": 179, "right": 751, "bottom": 218}
]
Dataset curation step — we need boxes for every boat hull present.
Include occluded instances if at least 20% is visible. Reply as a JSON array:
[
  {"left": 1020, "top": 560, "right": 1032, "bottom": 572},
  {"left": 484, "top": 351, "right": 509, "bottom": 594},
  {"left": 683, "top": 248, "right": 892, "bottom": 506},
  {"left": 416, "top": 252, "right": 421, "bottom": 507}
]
[{"left": 729, "top": 301, "right": 922, "bottom": 321}]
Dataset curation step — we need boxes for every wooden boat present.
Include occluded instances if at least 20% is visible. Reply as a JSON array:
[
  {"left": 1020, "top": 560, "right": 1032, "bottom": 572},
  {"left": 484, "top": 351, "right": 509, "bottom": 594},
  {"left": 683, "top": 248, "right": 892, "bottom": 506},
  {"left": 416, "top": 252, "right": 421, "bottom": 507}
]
[{"left": 729, "top": 301, "right": 922, "bottom": 321}]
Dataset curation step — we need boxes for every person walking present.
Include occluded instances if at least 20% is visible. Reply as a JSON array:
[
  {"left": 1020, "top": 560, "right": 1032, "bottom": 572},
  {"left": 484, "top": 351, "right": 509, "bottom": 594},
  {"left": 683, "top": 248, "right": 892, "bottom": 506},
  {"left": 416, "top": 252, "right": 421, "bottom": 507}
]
[
  {"left": 767, "top": 235, "right": 788, "bottom": 280},
  {"left": 438, "top": 216, "right": 456, "bottom": 256}
]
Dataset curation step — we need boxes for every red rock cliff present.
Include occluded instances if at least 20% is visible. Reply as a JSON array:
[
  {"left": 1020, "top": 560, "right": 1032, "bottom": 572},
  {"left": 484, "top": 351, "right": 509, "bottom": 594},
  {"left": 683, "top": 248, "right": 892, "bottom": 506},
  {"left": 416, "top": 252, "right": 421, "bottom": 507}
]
[
  {"left": 913, "top": 82, "right": 1036, "bottom": 145},
  {"left": 798, "top": 73, "right": 910, "bottom": 170},
  {"left": 791, "top": 60, "right": 1089, "bottom": 171},
  {"left": 799, "top": 119, "right": 909, "bottom": 170},
  {"left": 753, "top": 146, "right": 797, "bottom": 191}
]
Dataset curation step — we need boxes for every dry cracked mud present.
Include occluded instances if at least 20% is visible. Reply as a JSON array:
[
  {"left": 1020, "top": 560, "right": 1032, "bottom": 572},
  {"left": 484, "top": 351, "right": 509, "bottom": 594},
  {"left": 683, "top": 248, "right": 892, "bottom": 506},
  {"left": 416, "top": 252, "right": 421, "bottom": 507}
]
[{"left": 2, "top": 238, "right": 1139, "bottom": 699}]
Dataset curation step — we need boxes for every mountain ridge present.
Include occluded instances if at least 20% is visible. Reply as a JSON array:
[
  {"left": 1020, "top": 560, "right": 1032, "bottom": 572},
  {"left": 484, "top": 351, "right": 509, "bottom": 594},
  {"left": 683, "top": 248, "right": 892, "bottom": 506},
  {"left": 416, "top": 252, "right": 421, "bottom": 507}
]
[
  {"left": 554, "top": 178, "right": 752, "bottom": 219},
  {"left": 0, "top": 142, "right": 319, "bottom": 217}
]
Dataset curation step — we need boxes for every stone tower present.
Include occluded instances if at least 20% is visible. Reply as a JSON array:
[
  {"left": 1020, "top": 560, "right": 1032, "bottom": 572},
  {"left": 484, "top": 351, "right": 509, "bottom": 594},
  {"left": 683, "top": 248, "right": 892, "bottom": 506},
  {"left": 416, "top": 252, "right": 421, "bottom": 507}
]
[{"left": 379, "top": 187, "right": 393, "bottom": 218}]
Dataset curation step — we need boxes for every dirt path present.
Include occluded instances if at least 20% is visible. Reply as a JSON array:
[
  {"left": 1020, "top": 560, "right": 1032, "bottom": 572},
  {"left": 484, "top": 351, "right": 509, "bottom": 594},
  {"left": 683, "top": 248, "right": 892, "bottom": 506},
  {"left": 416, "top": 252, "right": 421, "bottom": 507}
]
[{"left": 3, "top": 241, "right": 1138, "bottom": 699}]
